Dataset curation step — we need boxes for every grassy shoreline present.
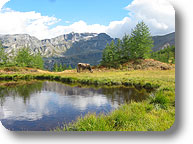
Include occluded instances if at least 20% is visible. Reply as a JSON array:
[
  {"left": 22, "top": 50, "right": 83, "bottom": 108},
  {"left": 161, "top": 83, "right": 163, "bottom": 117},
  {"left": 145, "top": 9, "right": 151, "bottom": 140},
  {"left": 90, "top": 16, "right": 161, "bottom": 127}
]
[{"left": 0, "top": 69, "right": 175, "bottom": 131}]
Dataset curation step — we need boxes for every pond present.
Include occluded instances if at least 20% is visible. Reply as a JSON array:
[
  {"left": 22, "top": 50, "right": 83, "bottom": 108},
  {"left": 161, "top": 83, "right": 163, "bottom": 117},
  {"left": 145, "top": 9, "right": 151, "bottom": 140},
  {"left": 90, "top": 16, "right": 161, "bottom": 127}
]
[{"left": 0, "top": 81, "right": 150, "bottom": 131}]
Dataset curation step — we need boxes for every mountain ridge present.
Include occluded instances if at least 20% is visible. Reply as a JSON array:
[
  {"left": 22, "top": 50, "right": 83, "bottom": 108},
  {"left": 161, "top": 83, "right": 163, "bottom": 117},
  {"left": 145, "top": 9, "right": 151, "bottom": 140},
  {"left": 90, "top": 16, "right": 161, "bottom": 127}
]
[
  {"left": 0, "top": 32, "right": 101, "bottom": 57},
  {"left": 0, "top": 32, "right": 175, "bottom": 69}
]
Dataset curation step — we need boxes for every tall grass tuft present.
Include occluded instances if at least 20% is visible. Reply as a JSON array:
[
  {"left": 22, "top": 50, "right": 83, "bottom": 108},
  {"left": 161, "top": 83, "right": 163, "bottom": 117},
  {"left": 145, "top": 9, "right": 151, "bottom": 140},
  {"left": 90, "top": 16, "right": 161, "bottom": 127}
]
[{"left": 150, "top": 91, "right": 169, "bottom": 109}]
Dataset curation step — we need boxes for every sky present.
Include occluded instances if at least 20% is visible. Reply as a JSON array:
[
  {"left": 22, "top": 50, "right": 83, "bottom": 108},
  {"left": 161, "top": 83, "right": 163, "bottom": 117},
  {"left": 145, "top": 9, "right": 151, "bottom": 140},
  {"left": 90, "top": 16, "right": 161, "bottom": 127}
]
[{"left": 0, "top": 0, "right": 175, "bottom": 40}]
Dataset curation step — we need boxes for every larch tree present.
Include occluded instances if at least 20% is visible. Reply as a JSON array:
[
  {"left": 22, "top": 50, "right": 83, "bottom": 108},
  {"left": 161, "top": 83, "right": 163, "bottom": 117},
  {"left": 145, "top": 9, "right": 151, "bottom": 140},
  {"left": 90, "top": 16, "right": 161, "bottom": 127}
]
[{"left": 129, "top": 21, "right": 153, "bottom": 59}]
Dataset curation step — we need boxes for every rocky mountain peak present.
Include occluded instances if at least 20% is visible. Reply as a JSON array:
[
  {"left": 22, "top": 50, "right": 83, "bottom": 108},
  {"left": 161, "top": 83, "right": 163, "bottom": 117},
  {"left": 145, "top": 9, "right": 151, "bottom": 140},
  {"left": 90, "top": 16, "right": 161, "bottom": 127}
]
[{"left": 0, "top": 32, "right": 111, "bottom": 57}]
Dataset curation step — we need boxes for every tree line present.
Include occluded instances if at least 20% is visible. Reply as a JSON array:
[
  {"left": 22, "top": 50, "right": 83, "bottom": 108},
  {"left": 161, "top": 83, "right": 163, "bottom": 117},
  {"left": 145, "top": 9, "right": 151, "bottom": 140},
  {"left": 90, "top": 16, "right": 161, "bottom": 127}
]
[
  {"left": 101, "top": 21, "right": 153, "bottom": 68},
  {"left": 150, "top": 45, "right": 175, "bottom": 64},
  {"left": 0, "top": 43, "right": 44, "bottom": 69},
  {"left": 53, "top": 63, "right": 73, "bottom": 72},
  {"left": 100, "top": 21, "right": 175, "bottom": 68}
]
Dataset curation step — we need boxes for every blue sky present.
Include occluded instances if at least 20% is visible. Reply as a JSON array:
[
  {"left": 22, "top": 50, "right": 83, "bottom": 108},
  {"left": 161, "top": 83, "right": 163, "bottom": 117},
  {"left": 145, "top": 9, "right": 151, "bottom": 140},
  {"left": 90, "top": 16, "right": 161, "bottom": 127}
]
[
  {"left": 0, "top": 0, "right": 175, "bottom": 39},
  {"left": 4, "top": 0, "right": 132, "bottom": 26}
]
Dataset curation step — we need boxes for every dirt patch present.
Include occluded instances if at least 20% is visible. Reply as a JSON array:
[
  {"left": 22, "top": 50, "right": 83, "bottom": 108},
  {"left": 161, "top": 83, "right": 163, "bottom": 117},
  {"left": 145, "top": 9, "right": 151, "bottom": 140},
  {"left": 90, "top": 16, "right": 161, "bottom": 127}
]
[
  {"left": 122, "top": 59, "right": 175, "bottom": 70},
  {"left": 93, "top": 59, "right": 175, "bottom": 71},
  {"left": 62, "top": 70, "right": 76, "bottom": 73},
  {"left": 125, "top": 59, "right": 175, "bottom": 70},
  {"left": 0, "top": 67, "right": 40, "bottom": 74}
]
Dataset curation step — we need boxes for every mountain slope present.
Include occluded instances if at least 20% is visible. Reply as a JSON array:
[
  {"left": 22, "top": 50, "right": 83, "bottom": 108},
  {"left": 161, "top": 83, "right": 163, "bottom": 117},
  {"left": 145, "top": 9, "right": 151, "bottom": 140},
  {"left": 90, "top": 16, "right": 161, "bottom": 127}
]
[
  {"left": 0, "top": 32, "right": 102, "bottom": 57},
  {"left": 152, "top": 32, "right": 175, "bottom": 51},
  {"left": 0, "top": 32, "right": 175, "bottom": 69}
]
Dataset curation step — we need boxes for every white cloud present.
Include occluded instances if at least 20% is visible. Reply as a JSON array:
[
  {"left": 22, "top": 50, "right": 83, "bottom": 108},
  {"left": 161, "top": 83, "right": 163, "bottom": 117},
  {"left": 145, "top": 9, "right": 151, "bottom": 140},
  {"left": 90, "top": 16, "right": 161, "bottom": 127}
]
[
  {"left": 106, "top": 17, "right": 132, "bottom": 38},
  {"left": 0, "top": 7, "right": 60, "bottom": 39},
  {"left": 0, "top": 89, "right": 109, "bottom": 121},
  {"left": 0, "top": 0, "right": 175, "bottom": 39},
  {"left": 0, "top": 0, "right": 9, "bottom": 10},
  {"left": 65, "top": 21, "right": 70, "bottom": 24},
  {"left": 125, "top": 0, "right": 175, "bottom": 35},
  {"left": 48, "top": 20, "right": 107, "bottom": 38}
]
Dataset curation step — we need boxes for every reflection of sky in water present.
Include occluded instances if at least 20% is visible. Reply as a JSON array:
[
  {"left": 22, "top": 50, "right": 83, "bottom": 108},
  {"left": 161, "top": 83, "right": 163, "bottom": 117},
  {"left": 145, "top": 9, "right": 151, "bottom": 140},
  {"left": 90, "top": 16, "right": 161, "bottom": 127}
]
[
  {"left": 0, "top": 81, "right": 148, "bottom": 131},
  {"left": 0, "top": 91, "right": 116, "bottom": 121}
]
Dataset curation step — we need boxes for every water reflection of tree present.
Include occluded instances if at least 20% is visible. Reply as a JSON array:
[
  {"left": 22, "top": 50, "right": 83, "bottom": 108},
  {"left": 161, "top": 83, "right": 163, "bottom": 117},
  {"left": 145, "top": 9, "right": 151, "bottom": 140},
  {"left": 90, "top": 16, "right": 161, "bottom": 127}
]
[
  {"left": 0, "top": 81, "right": 150, "bottom": 106},
  {"left": 41, "top": 82, "right": 150, "bottom": 105},
  {"left": 0, "top": 82, "right": 43, "bottom": 105},
  {"left": 0, "top": 89, "right": 6, "bottom": 106},
  {"left": 101, "top": 87, "right": 149, "bottom": 105},
  {"left": 40, "top": 82, "right": 150, "bottom": 105},
  {"left": 42, "top": 81, "right": 100, "bottom": 97}
]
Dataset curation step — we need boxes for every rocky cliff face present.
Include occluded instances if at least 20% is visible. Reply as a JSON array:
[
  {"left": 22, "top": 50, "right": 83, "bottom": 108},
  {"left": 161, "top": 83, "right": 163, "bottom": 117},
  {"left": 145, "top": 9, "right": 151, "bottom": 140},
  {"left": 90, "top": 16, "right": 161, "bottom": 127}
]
[
  {"left": 0, "top": 34, "right": 42, "bottom": 54},
  {"left": 0, "top": 32, "right": 103, "bottom": 57}
]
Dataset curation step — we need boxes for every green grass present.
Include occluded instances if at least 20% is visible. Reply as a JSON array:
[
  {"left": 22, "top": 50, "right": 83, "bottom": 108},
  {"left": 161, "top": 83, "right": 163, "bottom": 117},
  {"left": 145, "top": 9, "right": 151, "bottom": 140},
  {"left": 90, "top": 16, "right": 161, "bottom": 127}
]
[
  {"left": 55, "top": 102, "right": 175, "bottom": 131},
  {"left": 0, "top": 69, "right": 175, "bottom": 131}
]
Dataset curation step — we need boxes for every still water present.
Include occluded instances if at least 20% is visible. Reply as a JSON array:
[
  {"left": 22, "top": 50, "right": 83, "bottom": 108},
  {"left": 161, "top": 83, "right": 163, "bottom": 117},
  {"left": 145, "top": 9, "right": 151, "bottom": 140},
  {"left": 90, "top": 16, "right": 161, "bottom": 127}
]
[{"left": 0, "top": 81, "right": 150, "bottom": 131}]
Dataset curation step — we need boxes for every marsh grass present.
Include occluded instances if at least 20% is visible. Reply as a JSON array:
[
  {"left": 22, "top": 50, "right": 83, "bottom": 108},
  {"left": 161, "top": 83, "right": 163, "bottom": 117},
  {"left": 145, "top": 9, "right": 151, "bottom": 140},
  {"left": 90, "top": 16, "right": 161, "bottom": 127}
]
[
  {"left": 0, "top": 69, "right": 175, "bottom": 131},
  {"left": 55, "top": 102, "right": 175, "bottom": 131}
]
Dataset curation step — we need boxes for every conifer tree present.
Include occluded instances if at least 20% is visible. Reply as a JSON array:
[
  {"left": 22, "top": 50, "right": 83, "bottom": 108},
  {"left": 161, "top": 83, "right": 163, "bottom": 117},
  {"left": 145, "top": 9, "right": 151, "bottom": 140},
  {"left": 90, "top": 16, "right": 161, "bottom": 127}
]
[
  {"left": 121, "top": 35, "right": 130, "bottom": 62},
  {"left": 14, "top": 47, "right": 33, "bottom": 67},
  {"left": 53, "top": 63, "right": 58, "bottom": 72},
  {"left": 62, "top": 64, "right": 67, "bottom": 71},
  {"left": 109, "top": 40, "right": 116, "bottom": 62},
  {"left": 59, "top": 63, "right": 63, "bottom": 71},
  {"left": 101, "top": 40, "right": 117, "bottom": 67},
  {"left": 101, "top": 43, "right": 111, "bottom": 66},
  {"left": 32, "top": 52, "right": 44, "bottom": 69},
  {"left": 0, "top": 41, "right": 8, "bottom": 66},
  {"left": 68, "top": 65, "right": 72, "bottom": 70},
  {"left": 129, "top": 21, "right": 153, "bottom": 59}
]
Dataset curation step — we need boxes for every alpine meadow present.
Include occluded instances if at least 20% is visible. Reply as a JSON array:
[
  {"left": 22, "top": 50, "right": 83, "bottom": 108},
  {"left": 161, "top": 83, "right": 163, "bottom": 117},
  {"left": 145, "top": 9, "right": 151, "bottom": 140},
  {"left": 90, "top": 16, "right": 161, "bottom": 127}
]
[{"left": 0, "top": 0, "right": 175, "bottom": 131}]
